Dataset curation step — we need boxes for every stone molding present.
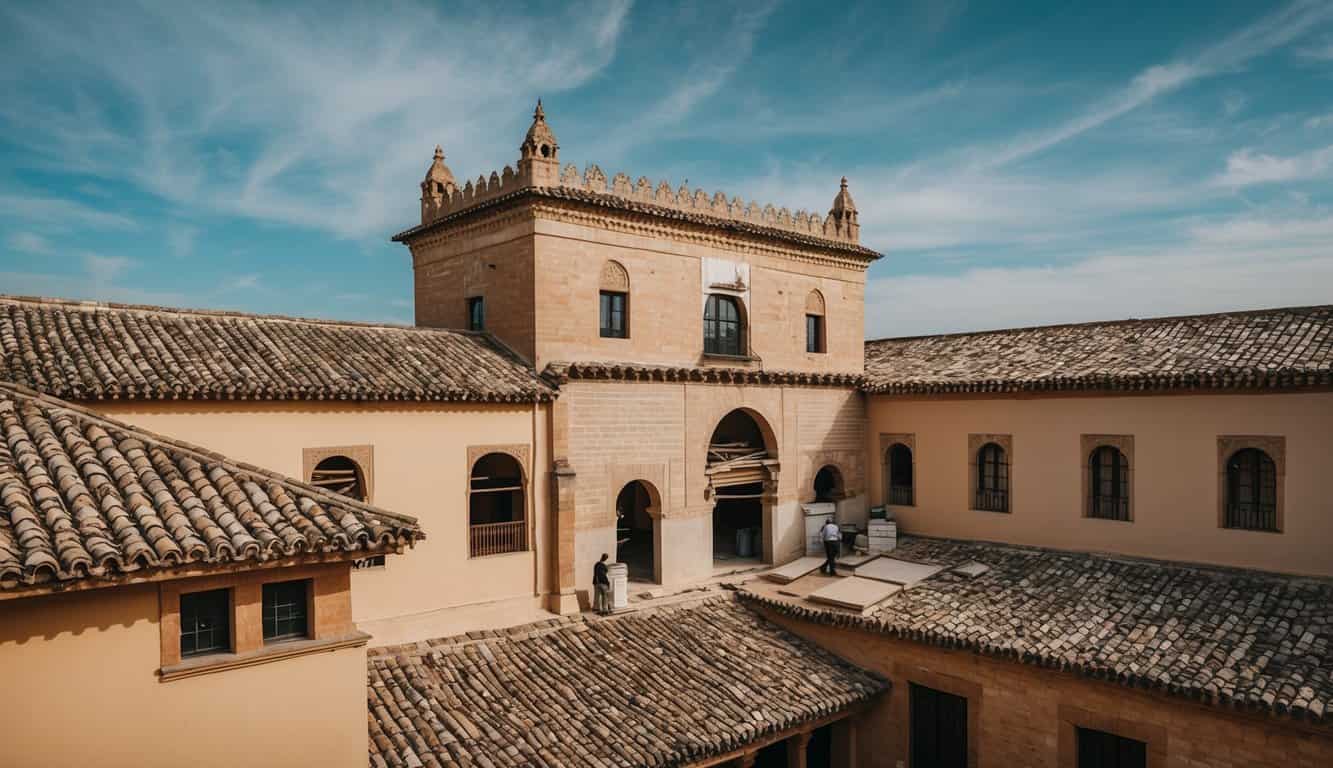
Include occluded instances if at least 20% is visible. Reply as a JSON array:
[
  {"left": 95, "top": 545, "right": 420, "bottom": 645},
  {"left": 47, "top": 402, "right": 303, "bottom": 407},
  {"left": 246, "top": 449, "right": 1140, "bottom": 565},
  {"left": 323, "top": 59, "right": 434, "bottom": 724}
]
[
  {"left": 1216, "top": 435, "right": 1286, "bottom": 532},
  {"left": 599, "top": 259, "right": 630, "bottom": 292},
  {"left": 543, "top": 361, "right": 863, "bottom": 388},
  {"left": 467, "top": 443, "right": 532, "bottom": 479},
  {"left": 805, "top": 289, "right": 825, "bottom": 316},
  {"left": 302, "top": 444, "right": 374, "bottom": 503},
  {"left": 1081, "top": 434, "right": 1134, "bottom": 522}
]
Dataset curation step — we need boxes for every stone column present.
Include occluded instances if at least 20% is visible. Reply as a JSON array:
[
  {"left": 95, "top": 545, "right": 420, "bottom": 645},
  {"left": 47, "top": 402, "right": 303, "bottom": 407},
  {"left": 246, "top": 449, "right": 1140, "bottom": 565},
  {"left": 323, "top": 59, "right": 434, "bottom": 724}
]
[
  {"left": 786, "top": 730, "right": 812, "bottom": 768},
  {"left": 547, "top": 459, "right": 580, "bottom": 615}
]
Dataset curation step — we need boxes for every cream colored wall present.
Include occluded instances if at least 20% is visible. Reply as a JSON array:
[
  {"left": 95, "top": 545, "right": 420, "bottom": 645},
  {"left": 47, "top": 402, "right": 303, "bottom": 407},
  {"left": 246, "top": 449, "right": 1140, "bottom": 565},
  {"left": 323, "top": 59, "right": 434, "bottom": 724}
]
[
  {"left": 1, "top": 583, "right": 367, "bottom": 768},
  {"left": 94, "top": 401, "right": 550, "bottom": 622},
  {"left": 866, "top": 391, "right": 1333, "bottom": 576}
]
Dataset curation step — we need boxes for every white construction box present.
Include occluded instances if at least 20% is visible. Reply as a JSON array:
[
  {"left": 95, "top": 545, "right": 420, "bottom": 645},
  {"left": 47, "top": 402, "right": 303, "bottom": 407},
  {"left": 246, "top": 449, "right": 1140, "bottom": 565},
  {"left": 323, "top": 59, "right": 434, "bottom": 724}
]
[
  {"left": 802, "top": 502, "right": 837, "bottom": 556},
  {"left": 608, "top": 563, "right": 629, "bottom": 612},
  {"left": 866, "top": 519, "right": 897, "bottom": 553}
]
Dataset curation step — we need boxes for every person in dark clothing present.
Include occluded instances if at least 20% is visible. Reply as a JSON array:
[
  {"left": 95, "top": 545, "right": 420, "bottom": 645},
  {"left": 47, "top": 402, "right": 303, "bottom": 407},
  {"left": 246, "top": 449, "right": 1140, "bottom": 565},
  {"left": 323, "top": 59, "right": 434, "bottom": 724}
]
[
  {"left": 820, "top": 517, "right": 840, "bottom": 575},
  {"left": 593, "top": 553, "right": 611, "bottom": 614}
]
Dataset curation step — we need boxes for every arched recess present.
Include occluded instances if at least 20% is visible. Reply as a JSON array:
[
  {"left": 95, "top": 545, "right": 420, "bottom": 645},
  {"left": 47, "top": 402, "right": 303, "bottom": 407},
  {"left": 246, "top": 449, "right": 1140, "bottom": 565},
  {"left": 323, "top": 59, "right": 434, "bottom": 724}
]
[
  {"left": 707, "top": 408, "right": 779, "bottom": 566},
  {"left": 469, "top": 452, "right": 527, "bottom": 557},
  {"left": 614, "top": 479, "right": 662, "bottom": 583},
  {"left": 309, "top": 455, "right": 368, "bottom": 502},
  {"left": 813, "top": 464, "right": 845, "bottom": 502},
  {"left": 804, "top": 290, "right": 826, "bottom": 354}
]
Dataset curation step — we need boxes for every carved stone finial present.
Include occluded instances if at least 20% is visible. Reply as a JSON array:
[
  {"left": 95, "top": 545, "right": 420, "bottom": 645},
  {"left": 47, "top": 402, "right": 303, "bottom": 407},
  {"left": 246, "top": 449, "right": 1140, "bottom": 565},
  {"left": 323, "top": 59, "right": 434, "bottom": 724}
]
[
  {"left": 828, "top": 175, "right": 859, "bottom": 242},
  {"left": 534, "top": 98, "right": 545, "bottom": 120},
  {"left": 434, "top": 145, "right": 444, "bottom": 160},
  {"left": 520, "top": 98, "right": 559, "bottom": 185},
  {"left": 420, "top": 144, "right": 458, "bottom": 223}
]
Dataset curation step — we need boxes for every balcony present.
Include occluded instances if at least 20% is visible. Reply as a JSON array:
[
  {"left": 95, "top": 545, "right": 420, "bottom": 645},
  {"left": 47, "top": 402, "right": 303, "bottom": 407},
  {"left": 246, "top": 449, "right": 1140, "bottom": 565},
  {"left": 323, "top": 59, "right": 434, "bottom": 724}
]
[{"left": 470, "top": 520, "right": 527, "bottom": 558}]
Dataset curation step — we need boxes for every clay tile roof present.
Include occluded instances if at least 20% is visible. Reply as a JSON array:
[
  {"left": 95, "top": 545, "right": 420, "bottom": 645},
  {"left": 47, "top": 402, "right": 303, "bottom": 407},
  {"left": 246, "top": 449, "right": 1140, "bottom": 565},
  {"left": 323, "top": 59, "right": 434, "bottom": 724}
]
[
  {"left": 544, "top": 360, "right": 864, "bottom": 388},
  {"left": 0, "top": 295, "right": 555, "bottom": 403},
  {"left": 0, "top": 383, "right": 422, "bottom": 593},
  {"left": 366, "top": 595, "right": 887, "bottom": 768},
  {"left": 863, "top": 305, "right": 1333, "bottom": 395},
  {"left": 740, "top": 537, "right": 1333, "bottom": 725}
]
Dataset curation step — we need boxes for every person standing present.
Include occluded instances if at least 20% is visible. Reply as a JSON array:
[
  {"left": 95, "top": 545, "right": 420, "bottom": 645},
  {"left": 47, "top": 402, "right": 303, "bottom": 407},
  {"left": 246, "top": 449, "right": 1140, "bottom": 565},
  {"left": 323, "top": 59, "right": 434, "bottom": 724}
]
[
  {"left": 593, "top": 553, "right": 611, "bottom": 615},
  {"left": 820, "top": 517, "right": 841, "bottom": 575}
]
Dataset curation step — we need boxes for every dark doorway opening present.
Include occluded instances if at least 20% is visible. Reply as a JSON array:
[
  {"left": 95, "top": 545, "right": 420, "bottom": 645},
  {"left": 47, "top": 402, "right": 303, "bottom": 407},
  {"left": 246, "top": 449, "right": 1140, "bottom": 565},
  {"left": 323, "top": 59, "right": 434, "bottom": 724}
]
[
  {"left": 806, "top": 723, "right": 833, "bottom": 767},
  {"left": 753, "top": 738, "right": 787, "bottom": 768},
  {"left": 712, "top": 481, "right": 763, "bottom": 562},
  {"left": 708, "top": 408, "right": 773, "bottom": 567},
  {"left": 615, "top": 481, "right": 655, "bottom": 582},
  {"left": 910, "top": 683, "right": 968, "bottom": 768},
  {"left": 813, "top": 465, "right": 844, "bottom": 502}
]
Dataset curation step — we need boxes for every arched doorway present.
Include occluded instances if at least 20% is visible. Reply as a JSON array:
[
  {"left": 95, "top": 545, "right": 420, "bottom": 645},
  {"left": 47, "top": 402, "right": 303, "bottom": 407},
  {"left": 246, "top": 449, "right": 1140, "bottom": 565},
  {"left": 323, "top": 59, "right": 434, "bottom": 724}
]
[
  {"left": 707, "top": 408, "right": 777, "bottom": 567},
  {"left": 615, "top": 480, "right": 659, "bottom": 583}
]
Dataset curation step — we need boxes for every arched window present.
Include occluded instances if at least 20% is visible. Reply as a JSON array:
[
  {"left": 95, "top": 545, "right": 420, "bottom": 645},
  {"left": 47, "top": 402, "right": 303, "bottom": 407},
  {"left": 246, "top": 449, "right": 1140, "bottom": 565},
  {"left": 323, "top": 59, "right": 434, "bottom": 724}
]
[
  {"left": 813, "top": 465, "right": 844, "bottom": 502},
  {"left": 703, "top": 294, "right": 745, "bottom": 356},
  {"left": 974, "top": 443, "right": 1008, "bottom": 512},
  {"left": 1088, "top": 446, "right": 1130, "bottom": 521},
  {"left": 805, "top": 290, "right": 826, "bottom": 354},
  {"left": 309, "top": 455, "right": 367, "bottom": 502},
  {"left": 886, "top": 443, "right": 914, "bottom": 506},
  {"left": 469, "top": 453, "right": 526, "bottom": 557},
  {"left": 599, "top": 260, "right": 629, "bottom": 338},
  {"left": 1225, "top": 448, "right": 1277, "bottom": 531}
]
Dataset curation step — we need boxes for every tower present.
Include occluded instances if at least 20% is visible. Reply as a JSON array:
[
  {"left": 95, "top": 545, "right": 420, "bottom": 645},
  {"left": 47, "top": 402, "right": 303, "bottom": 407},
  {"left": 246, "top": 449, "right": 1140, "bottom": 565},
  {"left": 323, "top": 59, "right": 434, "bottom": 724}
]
[
  {"left": 420, "top": 145, "right": 457, "bottom": 224},
  {"left": 517, "top": 99, "right": 560, "bottom": 187},
  {"left": 828, "top": 176, "right": 859, "bottom": 242}
]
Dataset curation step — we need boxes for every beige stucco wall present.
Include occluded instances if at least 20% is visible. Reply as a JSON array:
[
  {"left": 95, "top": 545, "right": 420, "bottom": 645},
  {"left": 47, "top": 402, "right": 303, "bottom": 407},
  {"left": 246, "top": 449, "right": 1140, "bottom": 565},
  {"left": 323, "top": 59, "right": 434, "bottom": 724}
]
[
  {"left": 1, "top": 583, "right": 367, "bottom": 768},
  {"left": 866, "top": 391, "right": 1333, "bottom": 576},
  {"left": 93, "top": 400, "right": 551, "bottom": 622}
]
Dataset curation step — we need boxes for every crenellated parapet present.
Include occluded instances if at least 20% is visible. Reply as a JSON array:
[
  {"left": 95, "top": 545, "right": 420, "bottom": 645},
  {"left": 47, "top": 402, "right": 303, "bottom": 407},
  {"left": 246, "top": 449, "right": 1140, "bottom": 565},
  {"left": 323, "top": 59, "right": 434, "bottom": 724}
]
[{"left": 416, "top": 101, "right": 861, "bottom": 246}]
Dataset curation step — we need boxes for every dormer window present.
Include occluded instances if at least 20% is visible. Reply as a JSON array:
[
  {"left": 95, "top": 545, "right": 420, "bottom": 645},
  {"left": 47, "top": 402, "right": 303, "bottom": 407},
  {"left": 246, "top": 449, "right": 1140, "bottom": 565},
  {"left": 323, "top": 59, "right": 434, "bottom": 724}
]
[{"left": 704, "top": 294, "right": 745, "bottom": 356}]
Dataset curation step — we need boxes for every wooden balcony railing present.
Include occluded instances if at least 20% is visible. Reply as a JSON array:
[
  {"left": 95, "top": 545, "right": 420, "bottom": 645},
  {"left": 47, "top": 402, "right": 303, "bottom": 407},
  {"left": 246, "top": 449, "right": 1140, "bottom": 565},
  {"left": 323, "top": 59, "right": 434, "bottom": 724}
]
[
  {"left": 1224, "top": 502, "right": 1278, "bottom": 532},
  {"left": 470, "top": 520, "right": 527, "bottom": 558},
  {"left": 974, "top": 490, "right": 1008, "bottom": 513},
  {"left": 1088, "top": 495, "right": 1129, "bottom": 521},
  {"left": 888, "top": 484, "right": 914, "bottom": 506}
]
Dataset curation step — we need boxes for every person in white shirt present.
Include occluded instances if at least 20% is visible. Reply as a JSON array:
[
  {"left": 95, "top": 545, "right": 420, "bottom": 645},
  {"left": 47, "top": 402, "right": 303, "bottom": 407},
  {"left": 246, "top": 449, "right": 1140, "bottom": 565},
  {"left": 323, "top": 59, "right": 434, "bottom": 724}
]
[{"left": 819, "top": 517, "right": 840, "bottom": 575}]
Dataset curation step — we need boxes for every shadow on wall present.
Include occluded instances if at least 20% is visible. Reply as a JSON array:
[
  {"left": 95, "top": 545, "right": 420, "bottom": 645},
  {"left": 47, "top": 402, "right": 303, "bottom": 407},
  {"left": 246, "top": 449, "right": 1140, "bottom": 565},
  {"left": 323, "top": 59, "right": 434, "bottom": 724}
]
[{"left": 1, "top": 582, "right": 157, "bottom": 645}]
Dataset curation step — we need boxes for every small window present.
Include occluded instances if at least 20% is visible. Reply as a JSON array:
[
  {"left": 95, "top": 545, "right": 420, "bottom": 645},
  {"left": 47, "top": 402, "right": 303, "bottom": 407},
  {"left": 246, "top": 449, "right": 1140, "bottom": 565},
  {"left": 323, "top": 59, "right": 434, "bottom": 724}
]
[
  {"left": 910, "top": 683, "right": 968, "bottom": 768},
  {"left": 975, "top": 442, "right": 1008, "bottom": 512},
  {"left": 600, "top": 291, "right": 627, "bottom": 338},
  {"left": 1076, "top": 726, "right": 1146, "bottom": 768},
  {"left": 309, "top": 455, "right": 366, "bottom": 501},
  {"left": 805, "top": 314, "right": 825, "bottom": 353},
  {"left": 466, "top": 296, "right": 485, "bottom": 331},
  {"left": 1088, "top": 446, "right": 1130, "bottom": 521},
  {"left": 180, "top": 588, "right": 231, "bottom": 658},
  {"left": 1225, "top": 448, "right": 1278, "bottom": 531},
  {"left": 262, "top": 580, "right": 310, "bottom": 643},
  {"left": 887, "top": 443, "right": 914, "bottom": 506},
  {"left": 703, "top": 294, "right": 744, "bottom": 356}
]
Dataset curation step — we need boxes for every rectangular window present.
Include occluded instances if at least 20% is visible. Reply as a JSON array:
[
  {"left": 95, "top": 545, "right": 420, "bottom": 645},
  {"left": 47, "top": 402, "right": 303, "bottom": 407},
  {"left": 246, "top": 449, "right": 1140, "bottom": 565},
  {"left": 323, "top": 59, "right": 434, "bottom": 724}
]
[
  {"left": 910, "top": 683, "right": 968, "bottom": 768},
  {"left": 600, "top": 291, "right": 627, "bottom": 338},
  {"left": 180, "top": 588, "right": 231, "bottom": 658},
  {"left": 262, "top": 580, "right": 310, "bottom": 643},
  {"left": 466, "top": 296, "right": 485, "bottom": 331},
  {"left": 806, "top": 314, "right": 824, "bottom": 353},
  {"left": 1076, "top": 727, "right": 1146, "bottom": 768}
]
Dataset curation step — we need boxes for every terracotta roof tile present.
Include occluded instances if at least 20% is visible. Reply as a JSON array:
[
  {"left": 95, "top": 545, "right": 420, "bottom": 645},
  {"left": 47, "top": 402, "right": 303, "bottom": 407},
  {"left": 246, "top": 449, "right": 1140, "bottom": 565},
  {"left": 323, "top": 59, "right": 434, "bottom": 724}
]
[
  {"left": 0, "top": 296, "right": 554, "bottom": 403},
  {"left": 366, "top": 596, "right": 886, "bottom": 768},
  {"left": 544, "top": 360, "right": 863, "bottom": 388},
  {"left": 0, "top": 383, "right": 422, "bottom": 593},
  {"left": 740, "top": 537, "right": 1333, "bottom": 725},
  {"left": 863, "top": 306, "right": 1333, "bottom": 395}
]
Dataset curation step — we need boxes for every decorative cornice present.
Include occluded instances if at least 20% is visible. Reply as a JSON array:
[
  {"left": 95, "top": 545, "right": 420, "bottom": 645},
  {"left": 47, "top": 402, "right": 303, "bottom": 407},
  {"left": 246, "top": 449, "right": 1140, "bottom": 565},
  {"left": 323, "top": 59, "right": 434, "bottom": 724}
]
[{"left": 543, "top": 361, "right": 864, "bottom": 389}]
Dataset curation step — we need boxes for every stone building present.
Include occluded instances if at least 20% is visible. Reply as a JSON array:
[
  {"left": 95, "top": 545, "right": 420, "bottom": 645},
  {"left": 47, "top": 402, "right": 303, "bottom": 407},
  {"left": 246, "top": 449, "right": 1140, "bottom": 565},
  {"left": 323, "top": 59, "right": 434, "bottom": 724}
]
[{"left": 1, "top": 101, "right": 1331, "bottom": 767}]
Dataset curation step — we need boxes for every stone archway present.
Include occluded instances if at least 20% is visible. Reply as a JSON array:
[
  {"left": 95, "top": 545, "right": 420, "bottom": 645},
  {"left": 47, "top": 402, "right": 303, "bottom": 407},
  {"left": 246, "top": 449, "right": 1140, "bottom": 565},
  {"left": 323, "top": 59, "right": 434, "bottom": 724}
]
[
  {"left": 707, "top": 408, "right": 779, "bottom": 567},
  {"left": 614, "top": 479, "right": 662, "bottom": 583}
]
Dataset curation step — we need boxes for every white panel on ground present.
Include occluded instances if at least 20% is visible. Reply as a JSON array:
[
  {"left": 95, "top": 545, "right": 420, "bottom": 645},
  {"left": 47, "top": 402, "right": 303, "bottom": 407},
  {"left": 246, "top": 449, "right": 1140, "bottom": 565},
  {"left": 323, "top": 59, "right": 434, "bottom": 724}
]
[
  {"left": 836, "top": 553, "right": 877, "bottom": 569},
  {"left": 854, "top": 557, "right": 945, "bottom": 586},
  {"left": 763, "top": 556, "right": 826, "bottom": 584},
  {"left": 807, "top": 576, "right": 901, "bottom": 612},
  {"left": 953, "top": 561, "right": 991, "bottom": 578}
]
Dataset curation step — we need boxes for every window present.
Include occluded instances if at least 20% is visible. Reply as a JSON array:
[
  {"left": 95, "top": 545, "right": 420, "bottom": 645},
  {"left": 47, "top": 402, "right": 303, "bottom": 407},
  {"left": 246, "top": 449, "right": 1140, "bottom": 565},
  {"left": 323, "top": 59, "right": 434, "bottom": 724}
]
[
  {"left": 887, "top": 443, "right": 914, "bottom": 506},
  {"left": 805, "top": 314, "right": 824, "bottom": 353},
  {"left": 470, "top": 452, "right": 527, "bottom": 557},
  {"left": 974, "top": 442, "right": 1009, "bottom": 512},
  {"left": 180, "top": 588, "right": 231, "bottom": 658},
  {"left": 309, "top": 454, "right": 366, "bottom": 501},
  {"left": 466, "top": 296, "right": 484, "bottom": 331},
  {"left": 703, "top": 294, "right": 744, "bottom": 356},
  {"left": 1225, "top": 448, "right": 1278, "bottom": 531},
  {"left": 1088, "top": 446, "right": 1130, "bottom": 521},
  {"left": 600, "top": 291, "right": 627, "bottom": 338},
  {"left": 813, "top": 465, "right": 844, "bottom": 502},
  {"left": 1076, "top": 727, "right": 1146, "bottom": 768},
  {"left": 910, "top": 683, "right": 968, "bottom": 768},
  {"left": 262, "top": 580, "right": 310, "bottom": 643}
]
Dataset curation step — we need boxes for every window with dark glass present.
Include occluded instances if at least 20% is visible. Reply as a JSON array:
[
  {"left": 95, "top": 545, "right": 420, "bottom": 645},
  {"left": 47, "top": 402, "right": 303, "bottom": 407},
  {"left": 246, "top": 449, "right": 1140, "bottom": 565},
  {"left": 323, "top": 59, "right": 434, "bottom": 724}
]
[
  {"left": 180, "top": 588, "right": 230, "bottom": 658},
  {"left": 600, "top": 291, "right": 627, "bottom": 338},
  {"left": 887, "top": 443, "right": 914, "bottom": 506},
  {"left": 262, "top": 580, "right": 310, "bottom": 642},
  {"left": 466, "top": 296, "right": 485, "bottom": 331},
  {"left": 1225, "top": 448, "right": 1278, "bottom": 531},
  {"left": 805, "top": 314, "right": 824, "bottom": 353},
  {"left": 974, "top": 442, "right": 1008, "bottom": 512},
  {"left": 910, "top": 683, "right": 967, "bottom": 768},
  {"left": 1088, "top": 446, "right": 1130, "bottom": 521},
  {"left": 703, "top": 294, "right": 744, "bottom": 356},
  {"left": 1076, "top": 727, "right": 1146, "bottom": 768}
]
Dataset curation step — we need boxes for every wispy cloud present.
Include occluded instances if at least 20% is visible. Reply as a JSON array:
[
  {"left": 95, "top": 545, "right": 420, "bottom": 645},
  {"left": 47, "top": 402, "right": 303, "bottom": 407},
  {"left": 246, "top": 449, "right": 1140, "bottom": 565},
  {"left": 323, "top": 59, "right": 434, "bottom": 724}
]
[
  {"left": 1215, "top": 145, "right": 1333, "bottom": 187},
  {"left": 0, "top": 193, "right": 137, "bottom": 230},
  {"left": 5, "top": 231, "right": 52, "bottom": 255}
]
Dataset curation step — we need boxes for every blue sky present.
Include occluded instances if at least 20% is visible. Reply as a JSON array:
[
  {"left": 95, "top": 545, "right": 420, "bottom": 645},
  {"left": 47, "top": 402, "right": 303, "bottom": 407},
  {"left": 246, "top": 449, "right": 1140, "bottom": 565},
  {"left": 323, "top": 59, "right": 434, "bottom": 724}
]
[{"left": 2, "top": 0, "right": 1332, "bottom": 336}]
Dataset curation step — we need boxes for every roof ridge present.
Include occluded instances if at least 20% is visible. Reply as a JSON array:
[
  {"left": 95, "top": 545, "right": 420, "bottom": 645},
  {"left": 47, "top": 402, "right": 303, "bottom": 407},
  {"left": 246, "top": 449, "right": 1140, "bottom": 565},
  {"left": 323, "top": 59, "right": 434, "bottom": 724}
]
[{"left": 865, "top": 304, "right": 1333, "bottom": 345}]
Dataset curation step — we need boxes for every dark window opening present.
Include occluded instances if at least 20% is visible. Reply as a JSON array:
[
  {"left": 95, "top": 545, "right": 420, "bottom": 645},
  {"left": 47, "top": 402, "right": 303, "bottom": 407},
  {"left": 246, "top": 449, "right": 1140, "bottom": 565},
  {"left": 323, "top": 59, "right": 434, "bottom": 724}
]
[
  {"left": 805, "top": 313, "right": 825, "bottom": 353},
  {"left": 910, "top": 683, "right": 968, "bottom": 768},
  {"left": 888, "top": 443, "right": 914, "bottom": 506},
  {"left": 1076, "top": 727, "right": 1146, "bottom": 768},
  {"left": 703, "top": 294, "right": 744, "bottom": 356},
  {"left": 262, "top": 580, "right": 309, "bottom": 643},
  {"left": 180, "top": 588, "right": 230, "bottom": 658},
  {"left": 1225, "top": 448, "right": 1278, "bottom": 531},
  {"left": 1088, "top": 446, "right": 1130, "bottom": 521},
  {"left": 470, "top": 452, "right": 527, "bottom": 557},
  {"left": 600, "top": 291, "right": 627, "bottom": 338},
  {"left": 814, "top": 465, "right": 843, "bottom": 502},
  {"left": 309, "top": 455, "right": 366, "bottom": 501},
  {"left": 975, "top": 442, "right": 1009, "bottom": 512},
  {"left": 467, "top": 296, "right": 485, "bottom": 331}
]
